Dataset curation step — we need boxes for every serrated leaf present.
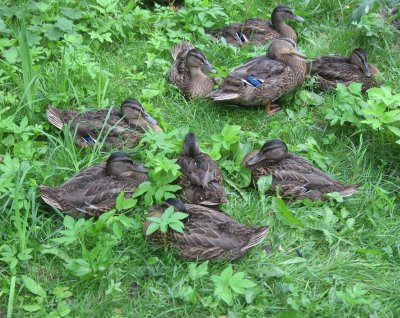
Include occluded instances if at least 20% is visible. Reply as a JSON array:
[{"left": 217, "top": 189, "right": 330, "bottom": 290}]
[
  {"left": 257, "top": 175, "right": 272, "bottom": 194},
  {"left": 22, "top": 275, "right": 46, "bottom": 297},
  {"left": 60, "top": 7, "right": 82, "bottom": 20},
  {"left": 55, "top": 16, "right": 74, "bottom": 33}
]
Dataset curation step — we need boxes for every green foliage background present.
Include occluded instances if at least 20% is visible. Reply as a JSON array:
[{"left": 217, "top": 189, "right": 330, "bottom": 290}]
[{"left": 0, "top": 0, "right": 400, "bottom": 317}]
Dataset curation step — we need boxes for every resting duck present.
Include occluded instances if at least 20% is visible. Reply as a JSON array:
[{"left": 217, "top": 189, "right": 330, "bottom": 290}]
[
  {"left": 311, "top": 48, "right": 380, "bottom": 92},
  {"left": 46, "top": 98, "right": 160, "bottom": 148},
  {"left": 144, "top": 198, "right": 269, "bottom": 261},
  {"left": 40, "top": 152, "right": 148, "bottom": 217},
  {"left": 208, "top": 38, "right": 307, "bottom": 114},
  {"left": 177, "top": 133, "right": 226, "bottom": 206},
  {"left": 169, "top": 41, "right": 217, "bottom": 98},
  {"left": 209, "top": 5, "right": 304, "bottom": 46},
  {"left": 244, "top": 139, "right": 358, "bottom": 200}
]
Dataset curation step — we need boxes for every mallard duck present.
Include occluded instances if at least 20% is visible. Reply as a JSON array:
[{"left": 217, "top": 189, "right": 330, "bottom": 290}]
[
  {"left": 208, "top": 38, "right": 307, "bottom": 114},
  {"left": 40, "top": 152, "right": 148, "bottom": 217},
  {"left": 46, "top": 98, "right": 161, "bottom": 148},
  {"left": 244, "top": 139, "right": 358, "bottom": 200},
  {"left": 144, "top": 198, "right": 269, "bottom": 261},
  {"left": 169, "top": 41, "right": 217, "bottom": 98},
  {"left": 311, "top": 48, "right": 380, "bottom": 92},
  {"left": 209, "top": 5, "right": 304, "bottom": 46},
  {"left": 177, "top": 133, "right": 226, "bottom": 206}
]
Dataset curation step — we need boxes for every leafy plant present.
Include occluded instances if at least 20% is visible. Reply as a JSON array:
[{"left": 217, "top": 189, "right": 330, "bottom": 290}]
[
  {"left": 211, "top": 265, "right": 256, "bottom": 306},
  {"left": 145, "top": 205, "right": 188, "bottom": 235}
]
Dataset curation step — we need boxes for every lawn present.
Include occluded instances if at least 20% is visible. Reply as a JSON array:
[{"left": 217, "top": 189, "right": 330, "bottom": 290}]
[{"left": 1, "top": 0, "right": 400, "bottom": 317}]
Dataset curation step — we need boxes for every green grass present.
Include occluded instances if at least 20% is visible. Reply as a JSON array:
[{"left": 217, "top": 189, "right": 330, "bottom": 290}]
[{"left": 0, "top": 0, "right": 400, "bottom": 317}]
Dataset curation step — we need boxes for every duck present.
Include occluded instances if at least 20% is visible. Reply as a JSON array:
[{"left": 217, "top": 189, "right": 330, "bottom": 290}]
[
  {"left": 244, "top": 139, "right": 358, "bottom": 200},
  {"left": 209, "top": 5, "right": 304, "bottom": 46},
  {"left": 177, "top": 133, "right": 226, "bottom": 206},
  {"left": 208, "top": 38, "right": 307, "bottom": 115},
  {"left": 39, "top": 152, "right": 148, "bottom": 218},
  {"left": 311, "top": 48, "right": 380, "bottom": 92},
  {"left": 46, "top": 98, "right": 161, "bottom": 148},
  {"left": 144, "top": 198, "right": 269, "bottom": 261},
  {"left": 169, "top": 41, "right": 217, "bottom": 98}
]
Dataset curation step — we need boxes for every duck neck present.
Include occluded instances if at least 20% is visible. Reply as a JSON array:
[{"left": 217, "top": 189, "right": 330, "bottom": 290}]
[
  {"left": 272, "top": 20, "right": 296, "bottom": 41},
  {"left": 285, "top": 56, "right": 307, "bottom": 82}
]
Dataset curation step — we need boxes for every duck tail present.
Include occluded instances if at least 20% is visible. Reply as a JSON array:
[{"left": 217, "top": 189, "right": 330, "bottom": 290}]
[
  {"left": 242, "top": 226, "right": 269, "bottom": 251},
  {"left": 340, "top": 185, "right": 358, "bottom": 198},
  {"left": 207, "top": 91, "right": 240, "bottom": 101},
  {"left": 39, "top": 185, "right": 63, "bottom": 210},
  {"left": 171, "top": 41, "right": 195, "bottom": 60},
  {"left": 46, "top": 106, "right": 64, "bottom": 130}
]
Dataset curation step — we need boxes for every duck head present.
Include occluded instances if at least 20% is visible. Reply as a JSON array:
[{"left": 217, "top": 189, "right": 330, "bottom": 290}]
[
  {"left": 350, "top": 48, "right": 372, "bottom": 77},
  {"left": 121, "top": 98, "right": 161, "bottom": 132},
  {"left": 105, "top": 151, "right": 148, "bottom": 177},
  {"left": 186, "top": 48, "right": 217, "bottom": 74},
  {"left": 268, "top": 38, "right": 307, "bottom": 61},
  {"left": 246, "top": 139, "right": 288, "bottom": 166},
  {"left": 271, "top": 5, "right": 304, "bottom": 25},
  {"left": 182, "top": 132, "right": 200, "bottom": 157}
]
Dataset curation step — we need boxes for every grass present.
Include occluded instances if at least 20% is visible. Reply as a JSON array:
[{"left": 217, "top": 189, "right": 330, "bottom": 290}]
[{"left": 0, "top": 0, "right": 400, "bottom": 317}]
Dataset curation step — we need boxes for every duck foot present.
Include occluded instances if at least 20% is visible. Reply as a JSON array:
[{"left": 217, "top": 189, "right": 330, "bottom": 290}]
[{"left": 265, "top": 102, "right": 281, "bottom": 115}]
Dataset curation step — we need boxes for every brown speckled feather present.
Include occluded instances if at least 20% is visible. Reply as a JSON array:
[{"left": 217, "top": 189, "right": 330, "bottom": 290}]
[
  {"left": 210, "top": 18, "right": 296, "bottom": 46},
  {"left": 40, "top": 162, "right": 148, "bottom": 218},
  {"left": 145, "top": 203, "right": 269, "bottom": 261},
  {"left": 177, "top": 152, "right": 226, "bottom": 205},
  {"left": 169, "top": 42, "right": 216, "bottom": 98},
  {"left": 311, "top": 55, "right": 379, "bottom": 92},
  {"left": 245, "top": 151, "right": 358, "bottom": 200}
]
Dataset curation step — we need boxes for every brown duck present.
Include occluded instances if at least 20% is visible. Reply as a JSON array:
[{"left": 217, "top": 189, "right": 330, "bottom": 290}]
[
  {"left": 169, "top": 41, "right": 217, "bottom": 98},
  {"left": 311, "top": 48, "right": 380, "bottom": 92},
  {"left": 144, "top": 198, "right": 269, "bottom": 261},
  {"left": 208, "top": 38, "right": 307, "bottom": 114},
  {"left": 244, "top": 139, "right": 358, "bottom": 200},
  {"left": 209, "top": 5, "right": 304, "bottom": 46},
  {"left": 46, "top": 98, "right": 160, "bottom": 148},
  {"left": 40, "top": 152, "right": 148, "bottom": 217},
  {"left": 177, "top": 133, "right": 226, "bottom": 206}
]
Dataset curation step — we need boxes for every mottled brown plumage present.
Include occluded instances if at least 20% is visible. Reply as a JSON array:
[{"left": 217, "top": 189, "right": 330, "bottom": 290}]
[
  {"left": 39, "top": 152, "right": 148, "bottom": 217},
  {"left": 311, "top": 48, "right": 380, "bottom": 92},
  {"left": 177, "top": 133, "right": 226, "bottom": 206},
  {"left": 46, "top": 98, "right": 160, "bottom": 149},
  {"left": 169, "top": 41, "right": 217, "bottom": 98},
  {"left": 244, "top": 139, "right": 358, "bottom": 200},
  {"left": 209, "top": 5, "right": 304, "bottom": 46},
  {"left": 144, "top": 199, "right": 269, "bottom": 261},
  {"left": 208, "top": 38, "right": 307, "bottom": 110}
]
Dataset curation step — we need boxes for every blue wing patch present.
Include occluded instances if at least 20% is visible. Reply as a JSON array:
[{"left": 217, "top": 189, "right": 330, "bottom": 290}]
[
  {"left": 82, "top": 135, "right": 96, "bottom": 144},
  {"left": 246, "top": 76, "right": 263, "bottom": 87},
  {"left": 236, "top": 32, "right": 247, "bottom": 43}
]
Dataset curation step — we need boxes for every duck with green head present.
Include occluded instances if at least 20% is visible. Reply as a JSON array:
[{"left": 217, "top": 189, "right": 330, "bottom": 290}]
[{"left": 244, "top": 139, "right": 358, "bottom": 200}]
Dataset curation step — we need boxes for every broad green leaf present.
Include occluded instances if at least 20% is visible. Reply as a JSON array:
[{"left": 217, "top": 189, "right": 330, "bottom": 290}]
[
  {"left": 65, "top": 259, "right": 91, "bottom": 277},
  {"left": 272, "top": 197, "right": 304, "bottom": 228},
  {"left": 22, "top": 275, "right": 46, "bottom": 297},
  {"left": 60, "top": 7, "right": 82, "bottom": 20},
  {"left": 257, "top": 175, "right": 272, "bottom": 194},
  {"left": 146, "top": 222, "right": 160, "bottom": 235},
  {"left": 23, "top": 304, "right": 42, "bottom": 312},
  {"left": 132, "top": 181, "right": 152, "bottom": 197},
  {"left": 168, "top": 221, "right": 184, "bottom": 233},
  {"left": 55, "top": 16, "right": 74, "bottom": 33}
]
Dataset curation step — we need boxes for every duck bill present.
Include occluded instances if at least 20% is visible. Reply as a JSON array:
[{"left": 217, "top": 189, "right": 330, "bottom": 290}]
[
  {"left": 246, "top": 152, "right": 266, "bottom": 166},
  {"left": 134, "top": 164, "right": 148, "bottom": 173},
  {"left": 362, "top": 62, "right": 372, "bottom": 77},
  {"left": 143, "top": 111, "right": 158, "bottom": 125},
  {"left": 204, "top": 60, "right": 217, "bottom": 73},
  {"left": 291, "top": 14, "right": 305, "bottom": 22},
  {"left": 284, "top": 48, "right": 307, "bottom": 59}
]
